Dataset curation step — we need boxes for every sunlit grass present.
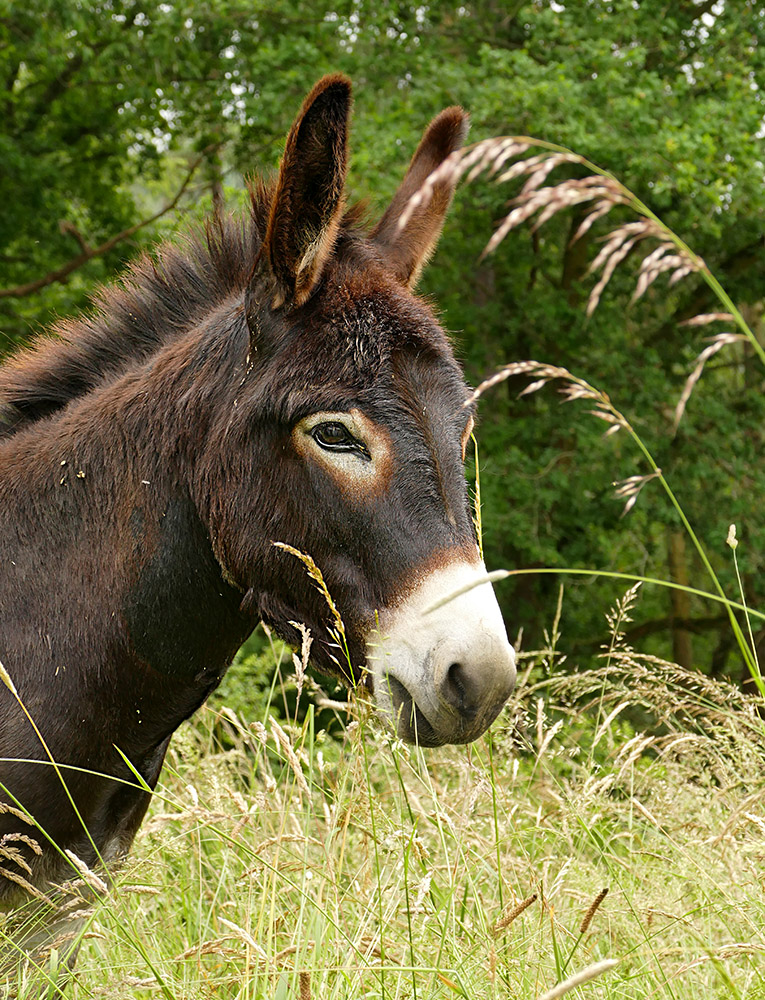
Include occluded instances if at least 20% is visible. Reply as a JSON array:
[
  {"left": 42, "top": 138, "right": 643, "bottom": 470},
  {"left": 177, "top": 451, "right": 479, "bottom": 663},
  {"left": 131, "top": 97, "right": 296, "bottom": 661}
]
[{"left": 17, "top": 606, "right": 756, "bottom": 1000}]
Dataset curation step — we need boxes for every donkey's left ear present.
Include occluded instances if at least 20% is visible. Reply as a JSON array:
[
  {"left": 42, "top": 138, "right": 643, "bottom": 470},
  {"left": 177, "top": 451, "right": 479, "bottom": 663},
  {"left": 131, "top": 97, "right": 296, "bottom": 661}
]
[
  {"left": 256, "top": 74, "right": 351, "bottom": 310},
  {"left": 372, "top": 107, "right": 469, "bottom": 289}
]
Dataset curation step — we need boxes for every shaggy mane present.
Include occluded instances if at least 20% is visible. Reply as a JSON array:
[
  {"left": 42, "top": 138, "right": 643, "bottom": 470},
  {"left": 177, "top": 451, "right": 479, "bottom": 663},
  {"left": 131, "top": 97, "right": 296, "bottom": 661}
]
[{"left": 0, "top": 187, "right": 366, "bottom": 438}]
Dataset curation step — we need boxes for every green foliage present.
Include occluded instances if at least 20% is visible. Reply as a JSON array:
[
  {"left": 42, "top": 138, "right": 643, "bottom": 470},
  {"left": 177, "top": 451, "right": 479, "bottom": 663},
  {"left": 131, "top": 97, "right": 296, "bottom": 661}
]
[
  {"left": 2, "top": 0, "right": 764, "bottom": 672},
  {"left": 209, "top": 630, "right": 288, "bottom": 724}
]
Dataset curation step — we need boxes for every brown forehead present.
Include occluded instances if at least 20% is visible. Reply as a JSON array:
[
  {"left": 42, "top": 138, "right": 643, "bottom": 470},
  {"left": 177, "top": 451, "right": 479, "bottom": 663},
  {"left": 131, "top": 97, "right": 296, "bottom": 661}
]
[
  {"left": 319, "top": 237, "right": 454, "bottom": 351},
  {"left": 270, "top": 258, "right": 472, "bottom": 424}
]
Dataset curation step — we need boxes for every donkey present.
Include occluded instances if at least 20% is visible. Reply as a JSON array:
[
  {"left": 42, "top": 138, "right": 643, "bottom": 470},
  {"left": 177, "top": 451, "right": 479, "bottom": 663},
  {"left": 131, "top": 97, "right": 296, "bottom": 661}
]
[{"left": 0, "top": 75, "right": 515, "bottom": 948}]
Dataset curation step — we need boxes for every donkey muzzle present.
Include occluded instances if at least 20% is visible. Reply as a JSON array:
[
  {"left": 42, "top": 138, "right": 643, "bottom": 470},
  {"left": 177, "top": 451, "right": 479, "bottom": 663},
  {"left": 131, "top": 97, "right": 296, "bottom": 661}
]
[{"left": 367, "top": 561, "right": 516, "bottom": 746}]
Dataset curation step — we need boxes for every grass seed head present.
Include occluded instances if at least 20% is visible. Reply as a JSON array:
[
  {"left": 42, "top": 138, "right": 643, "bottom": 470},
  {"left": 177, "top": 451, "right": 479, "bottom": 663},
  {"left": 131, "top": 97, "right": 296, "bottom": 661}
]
[
  {"left": 404, "top": 135, "right": 706, "bottom": 317},
  {"left": 299, "top": 970, "right": 312, "bottom": 1000},
  {"left": 673, "top": 333, "right": 745, "bottom": 431},
  {"left": 580, "top": 887, "right": 609, "bottom": 934},
  {"left": 536, "top": 958, "right": 619, "bottom": 1000},
  {"left": 274, "top": 542, "right": 346, "bottom": 643},
  {"left": 493, "top": 893, "right": 539, "bottom": 935}
]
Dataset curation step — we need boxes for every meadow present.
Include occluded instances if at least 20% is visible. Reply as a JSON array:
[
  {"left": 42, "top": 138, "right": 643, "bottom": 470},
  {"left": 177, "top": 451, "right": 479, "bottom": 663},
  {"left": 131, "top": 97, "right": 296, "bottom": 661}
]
[{"left": 7, "top": 599, "right": 762, "bottom": 999}]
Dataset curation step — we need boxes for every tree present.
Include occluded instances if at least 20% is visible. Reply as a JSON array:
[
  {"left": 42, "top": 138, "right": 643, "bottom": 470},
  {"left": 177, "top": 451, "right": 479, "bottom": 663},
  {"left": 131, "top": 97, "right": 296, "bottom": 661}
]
[{"left": 0, "top": 0, "right": 351, "bottom": 338}]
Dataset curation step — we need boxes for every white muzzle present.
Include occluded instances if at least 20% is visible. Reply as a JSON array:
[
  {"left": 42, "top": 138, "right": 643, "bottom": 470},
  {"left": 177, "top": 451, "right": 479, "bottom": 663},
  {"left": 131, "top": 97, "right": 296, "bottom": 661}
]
[{"left": 367, "top": 561, "right": 516, "bottom": 746}]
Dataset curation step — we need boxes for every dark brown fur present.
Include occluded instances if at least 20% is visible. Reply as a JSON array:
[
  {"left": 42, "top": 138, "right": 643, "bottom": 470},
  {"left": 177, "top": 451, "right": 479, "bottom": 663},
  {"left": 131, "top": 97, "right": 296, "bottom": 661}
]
[{"left": 0, "top": 77, "right": 474, "bottom": 952}]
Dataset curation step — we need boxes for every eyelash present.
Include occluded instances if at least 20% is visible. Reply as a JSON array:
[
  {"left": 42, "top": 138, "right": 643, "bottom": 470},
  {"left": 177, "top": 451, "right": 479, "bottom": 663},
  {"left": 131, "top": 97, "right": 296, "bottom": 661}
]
[{"left": 311, "top": 421, "right": 371, "bottom": 460}]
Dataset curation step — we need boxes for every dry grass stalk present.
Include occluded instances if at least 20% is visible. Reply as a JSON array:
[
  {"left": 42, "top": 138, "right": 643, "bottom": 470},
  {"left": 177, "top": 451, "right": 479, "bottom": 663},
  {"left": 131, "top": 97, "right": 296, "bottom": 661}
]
[
  {"left": 580, "top": 888, "right": 608, "bottom": 934},
  {"left": 173, "top": 937, "right": 239, "bottom": 961},
  {"left": 269, "top": 718, "right": 310, "bottom": 795},
  {"left": 673, "top": 333, "right": 746, "bottom": 431},
  {"left": 539, "top": 651, "right": 765, "bottom": 767},
  {"left": 0, "top": 658, "right": 18, "bottom": 697},
  {"left": 64, "top": 850, "right": 108, "bottom": 895},
  {"left": 123, "top": 974, "right": 164, "bottom": 988},
  {"left": 627, "top": 237, "right": 703, "bottom": 307},
  {"left": 0, "top": 845, "right": 34, "bottom": 876},
  {"left": 0, "top": 804, "right": 36, "bottom": 827},
  {"left": 289, "top": 621, "right": 312, "bottom": 704},
  {"left": 672, "top": 942, "right": 765, "bottom": 977},
  {"left": 306, "top": 676, "right": 349, "bottom": 712},
  {"left": 466, "top": 358, "right": 641, "bottom": 510},
  {"left": 535, "top": 958, "right": 619, "bottom": 1000},
  {"left": 493, "top": 892, "right": 538, "bottom": 934},
  {"left": 465, "top": 362, "right": 674, "bottom": 513},
  {"left": 217, "top": 916, "right": 267, "bottom": 957},
  {"left": 173, "top": 938, "right": 303, "bottom": 966},
  {"left": 60, "top": 907, "right": 94, "bottom": 922},
  {"left": 248, "top": 833, "right": 322, "bottom": 860},
  {"left": 679, "top": 312, "right": 735, "bottom": 327},
  {"left": 591, "top": 701, "right": 631, "bottom": 750},
  {"left": 612, "top": 471, "right": 662, "bottom": 516},
  {"left": 118, "top": 884, "right": 160, "bottom": 896},
  {"left": 0, "top": 833, "right": 42, "bottom": 881},
  {"left": 273, "top": 944, "right": 302, "bottom": 962},
  {"left": 464, "top": 360, "right": 626, "bottom": 436},
  {"left": 0, "top": 865, "right": 53, "bottom": 905},
  {"left": 0, "top": 832, "right": 41, "bottom": 854},
  {"left": 405, "top": 134, "right": 765, "bottom": 440},
  {"left": 397, "top": 138, "right": 531, "bottom": 230},
  {"left": 538, "top": 720, "right": 563, "bottom": 759},
  {"left": 273, "top": 542, "right": 346, "bottom": 644},
  {"left": 602, "top": 581, "right": 642, "bottom": 649},
  {"left": 587, "top": 220, "right": 671, "bottom": 315},
  {"left": 400, "top": 135, "right": 701, "bottom": 315}
]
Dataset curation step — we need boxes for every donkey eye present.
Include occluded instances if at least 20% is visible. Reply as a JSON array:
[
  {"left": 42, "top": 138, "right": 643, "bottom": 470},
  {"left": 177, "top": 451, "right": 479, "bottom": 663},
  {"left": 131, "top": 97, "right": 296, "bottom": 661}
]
[{"left": 311, "top": 421, "right": 370, "bottom": 459}]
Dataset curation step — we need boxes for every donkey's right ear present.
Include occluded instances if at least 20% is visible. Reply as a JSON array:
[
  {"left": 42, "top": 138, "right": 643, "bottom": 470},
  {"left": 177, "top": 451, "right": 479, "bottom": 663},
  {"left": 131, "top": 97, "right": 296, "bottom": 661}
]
[{"left": 248, "top": 74, "right": 351, "bottom": 318}]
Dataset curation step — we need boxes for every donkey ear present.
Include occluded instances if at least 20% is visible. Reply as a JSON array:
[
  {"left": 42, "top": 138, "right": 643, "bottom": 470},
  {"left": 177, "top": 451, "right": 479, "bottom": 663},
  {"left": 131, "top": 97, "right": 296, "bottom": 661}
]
[
  {"left": 257, "top": 74, "right": 351, "bottom": 309},
  {"left": 372, "top": 107, "right": 469, "bottom": 289}
]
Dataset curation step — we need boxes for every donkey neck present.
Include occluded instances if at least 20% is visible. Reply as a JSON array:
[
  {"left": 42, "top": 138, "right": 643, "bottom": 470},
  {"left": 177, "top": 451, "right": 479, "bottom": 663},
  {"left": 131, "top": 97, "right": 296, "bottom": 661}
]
[
  {"left": 121, "top": 490, "right": 252, "bottom": 693},
  {"left": 88, "top": 310, "right": 256, "bottom": 702},
  {"left": 0, "top": 307, "right": 255, "bottom": 731}
]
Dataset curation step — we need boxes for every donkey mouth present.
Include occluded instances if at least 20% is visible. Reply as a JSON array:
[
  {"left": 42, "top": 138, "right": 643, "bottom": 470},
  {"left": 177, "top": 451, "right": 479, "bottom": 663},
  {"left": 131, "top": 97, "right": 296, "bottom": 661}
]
[{"left": 385, "top": 676, "right": 446, "bottom": 747}]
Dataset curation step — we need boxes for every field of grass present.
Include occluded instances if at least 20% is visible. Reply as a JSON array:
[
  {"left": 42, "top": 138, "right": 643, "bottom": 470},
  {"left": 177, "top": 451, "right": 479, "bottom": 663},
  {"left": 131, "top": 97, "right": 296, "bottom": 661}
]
[{"left": 8, "top": 597, "right": 762, "bottom": 1000}]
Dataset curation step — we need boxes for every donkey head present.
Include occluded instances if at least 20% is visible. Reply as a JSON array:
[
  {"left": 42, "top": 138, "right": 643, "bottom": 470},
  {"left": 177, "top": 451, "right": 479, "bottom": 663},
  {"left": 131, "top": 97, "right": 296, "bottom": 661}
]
[{"left": 212, "top": 76, "right": 515, "bottom": 746}]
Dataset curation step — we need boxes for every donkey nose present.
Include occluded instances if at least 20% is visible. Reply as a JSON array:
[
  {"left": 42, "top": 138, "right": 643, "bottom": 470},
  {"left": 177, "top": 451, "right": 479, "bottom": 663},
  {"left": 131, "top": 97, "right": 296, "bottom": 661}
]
[
  {"left": 367, "top": 559, "right": 518, "bottom": 746},
  {"left": 434, "top": 638, "right": 517, "bottom": 722},
  {"left": 442, "top": 660, "right": 498, "bottom": 716}
]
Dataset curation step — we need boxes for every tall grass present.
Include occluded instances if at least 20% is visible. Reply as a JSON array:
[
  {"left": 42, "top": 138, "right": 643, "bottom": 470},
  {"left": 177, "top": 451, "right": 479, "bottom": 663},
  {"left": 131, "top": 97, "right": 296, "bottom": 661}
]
[{"left": 4, "top": 614, "right": 754, "bottom": 999}]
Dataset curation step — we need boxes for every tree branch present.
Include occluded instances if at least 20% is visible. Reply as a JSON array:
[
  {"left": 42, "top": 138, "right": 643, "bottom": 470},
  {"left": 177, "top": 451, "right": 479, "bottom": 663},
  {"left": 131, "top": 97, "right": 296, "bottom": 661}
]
[
  {"left": 0, "top": 151, "right": 211, "bottom": 300},
  {"left": 58, "top": 220, "right": 91, "bottom": 254}
]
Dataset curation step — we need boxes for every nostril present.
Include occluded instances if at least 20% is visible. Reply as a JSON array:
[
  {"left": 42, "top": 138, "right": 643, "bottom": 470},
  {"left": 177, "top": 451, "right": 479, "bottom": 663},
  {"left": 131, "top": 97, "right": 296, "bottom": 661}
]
[
  {"left": 444, "top": 661, "right": 477, "bottom": 714},
  {"left": 447, "top": 661, "right": 463, "bottom": 695},
  {"left": 385, "top": 674, "right": 442, "bottom": 746}
]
